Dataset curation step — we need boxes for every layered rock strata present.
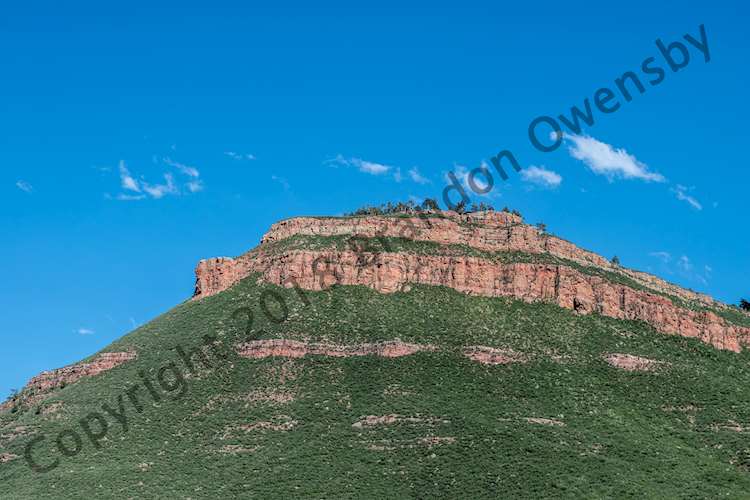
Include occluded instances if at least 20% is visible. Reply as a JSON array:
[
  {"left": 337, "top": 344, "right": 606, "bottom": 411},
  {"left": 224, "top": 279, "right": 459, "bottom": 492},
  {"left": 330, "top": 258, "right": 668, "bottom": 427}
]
[
  {"left": 200, "top": 249, "right": 750, "bottom": 353},
  {"left": 194, "top": 211, "right": 749, "bottom": 353},
  {"left": 258, "top": 211, "right": 717, "bottom": 307}
]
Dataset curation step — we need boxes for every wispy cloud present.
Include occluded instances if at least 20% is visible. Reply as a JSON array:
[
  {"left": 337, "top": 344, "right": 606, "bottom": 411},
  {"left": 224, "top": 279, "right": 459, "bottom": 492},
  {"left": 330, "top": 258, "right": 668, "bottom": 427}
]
[
  {"left": 672, "top": 185, "right": 702, "bottom": 210},
  {"left": 326, "top": 155, "right": 391, "bottom": 175},
  {"left": 328, "top": 155, "right": 432, "bottom": 185},
  {"left": 164, "top": 157, "right": 199, "bottom": 178},
  {"left": 271, "top": 175, "right": 291, "bottom": 191},
  {"left": 564, "top": 134, "right": 665, "bottom": 182},
  {"left": 142, "top": 173, "right": 178, "bottom": 199},
  {"left": 112, "top": 159, "right": 203, "bottom": 200},
  {"left": 677, "top": 255, "right": 692, "bottom": 273},
  {"left": 15, "top": 180, "right": 33, "bottom": 193},
  {"left": 649, "top": 251, "right": 711, "bottom": 286},
  {"left": 356, "top": 159, "right": 391, "bottom": 175},
  {"left": 77, "top": 328, "right": 95, "bottom": 336},
  {"left": 185, "top": 180, "right": 204, "bottom": 193},
  {"left": 649, "top": 251, "right": 672, "bottom": 263},
  {"left": 447, "top": 162, "right": 497, "bottom": 198},
  {"left": 521, "top": 165, "right": 562, "bottom": 189},
  {"left": 225, "top": 151, "right": 256, "bottom": 161},
  {"left": 408, "top": 167, "right": 431, "bottom": 184},
  {"left": 393, "top": 167, "right": 403, "bottom": 183},
  {"left": 119, "top": 161, "right": 141, "bottom": 192}
]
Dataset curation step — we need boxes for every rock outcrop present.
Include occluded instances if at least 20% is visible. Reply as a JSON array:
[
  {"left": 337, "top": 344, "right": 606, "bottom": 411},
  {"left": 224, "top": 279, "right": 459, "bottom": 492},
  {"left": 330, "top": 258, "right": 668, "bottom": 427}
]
[
  {"left": 194, "top": 211, "right": 750, "bottom": 353},
  {"left": 604, "top": 353, "right": 668, "bottom": 372},
  {"left": 26, "top": 351, "right": 137, "bottom": 394},
  {"left": 236, "top": 340, "right": 436, "bottom": 359},
  {"left": 463, "top": 346, "right": 526, "bottom": 365},
  {"left": 257, "top": 211, "right": 717, "bottom": 307},
  {"left": 4, "top": 352, "right": 138, "bottom": 411}
]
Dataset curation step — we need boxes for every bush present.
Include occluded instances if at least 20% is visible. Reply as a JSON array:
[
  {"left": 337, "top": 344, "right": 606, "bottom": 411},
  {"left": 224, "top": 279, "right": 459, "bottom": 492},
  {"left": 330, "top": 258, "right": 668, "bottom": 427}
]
[
  {"left": 741, "top": 299, "right": 750, "bottom": 311},
  {"left": 346, "top": 199, "right": 496, "bottom": 216}
]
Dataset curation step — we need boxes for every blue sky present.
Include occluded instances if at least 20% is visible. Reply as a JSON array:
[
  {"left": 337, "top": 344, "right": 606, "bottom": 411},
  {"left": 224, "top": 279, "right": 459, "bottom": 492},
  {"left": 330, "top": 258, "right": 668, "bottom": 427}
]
[{"left": 2, "top": 1, "right": 748, "bottom": 397}]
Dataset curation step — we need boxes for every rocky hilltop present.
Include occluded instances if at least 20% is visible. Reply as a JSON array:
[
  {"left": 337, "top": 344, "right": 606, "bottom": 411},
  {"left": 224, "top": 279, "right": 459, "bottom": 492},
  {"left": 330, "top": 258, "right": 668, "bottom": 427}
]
[
  {"left": 6, "top": 209, "right": 750, "bottom": 499},
  {"left": 194, "top": 210, "right": 750, "bottom": 352}
]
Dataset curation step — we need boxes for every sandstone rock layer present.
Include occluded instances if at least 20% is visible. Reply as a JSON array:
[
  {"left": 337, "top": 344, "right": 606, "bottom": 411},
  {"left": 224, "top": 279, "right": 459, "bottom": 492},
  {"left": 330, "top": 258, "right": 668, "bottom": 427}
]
[
  {"left": 193, "top": 211, "right": 750, "bottom": 353},
  {"left": 26, "top": 352, "right": 137, "bottom": 394},
  {"left": 200, "top": 248, "right": 750, "bottom": 352}
]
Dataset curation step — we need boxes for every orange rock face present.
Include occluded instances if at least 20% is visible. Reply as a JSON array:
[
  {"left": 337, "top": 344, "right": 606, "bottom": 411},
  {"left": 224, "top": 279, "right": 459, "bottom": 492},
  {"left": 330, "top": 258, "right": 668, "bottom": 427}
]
[
  {"left": 3, "top": 351, "right": 137, "bottom": 412},
  {"left": 194, "top": 211, "right": 750, "bottom": 353},
  {"left": 257, "top": 211, "right": 717, "bottom": 307},
  {"left": 25, "top": 352, "right": 137, "bottom": 395}
]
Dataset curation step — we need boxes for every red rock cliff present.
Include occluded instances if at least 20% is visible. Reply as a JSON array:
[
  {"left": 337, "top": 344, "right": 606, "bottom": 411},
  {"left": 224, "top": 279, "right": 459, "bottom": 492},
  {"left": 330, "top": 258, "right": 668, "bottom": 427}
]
[{"left": 193, "top": 211, "right": 750, "bottom": 353}]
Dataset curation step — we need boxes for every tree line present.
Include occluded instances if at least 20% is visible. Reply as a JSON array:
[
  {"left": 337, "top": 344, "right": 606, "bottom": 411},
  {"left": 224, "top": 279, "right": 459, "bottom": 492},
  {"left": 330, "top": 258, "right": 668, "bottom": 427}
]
[{"left": 346, "top": 199, "right": 522, "bottom": 217}]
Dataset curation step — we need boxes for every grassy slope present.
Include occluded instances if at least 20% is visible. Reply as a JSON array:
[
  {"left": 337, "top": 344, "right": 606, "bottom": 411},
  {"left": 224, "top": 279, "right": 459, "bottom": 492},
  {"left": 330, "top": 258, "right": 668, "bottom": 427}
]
[{"left": 2, "top": 276, "right": 750, "bottom": 498}]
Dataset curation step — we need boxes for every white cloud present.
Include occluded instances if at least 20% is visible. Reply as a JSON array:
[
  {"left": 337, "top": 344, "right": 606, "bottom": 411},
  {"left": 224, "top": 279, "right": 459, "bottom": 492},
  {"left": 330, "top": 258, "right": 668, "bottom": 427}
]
[
  {"left": 112, "top": 158, "right": 204, "bottom": 200},
  {"left": 326, "top": 155, "right": 391, "bottom": 175},
  {"left": 164, "top": 157, "right": 200, "bottom": 178},
  {"left": 16, "top": 180, "right": 33, "bottom": 193},
  {"left": 448, "top": 163, "right": 496, "bottom": 198},
  {"left": 225, "top": 151, "right": 256, "bottom": 161},
  {"left": 142, "top": 173, "right": 178, "bottom": 199},
  {"left": 186, "top": 180, "right": 204, "bottom": 193},
  {"left": 354, "top": 158, "right": 390, "bottom": 175},
  {"left": 521, "top": 165, "right": 562, "bottom": 188},
  {"left": 408, "top": 167, "right": 430, "bottom": 184},
  {"left": 672, "top": 185, "right": 702, "bottom": 210},
  {"left": 565, "top": 134, "right": 665, "bottom": 182},
  {"left": 119, "top": 161, "right": 141, "bottom": 192},
  {"left": 77, "top": 328, "right": 95, "bottom": 336},
  {"left": 328, "top": 156, "right": 431, "bottom": 185}
]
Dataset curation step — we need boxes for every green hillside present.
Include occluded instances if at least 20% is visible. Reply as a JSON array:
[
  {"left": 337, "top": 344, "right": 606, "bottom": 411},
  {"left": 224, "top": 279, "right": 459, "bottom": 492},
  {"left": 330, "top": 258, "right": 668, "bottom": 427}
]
[{"left": 2, "top": 272, "right": 750, "bottom": 499}]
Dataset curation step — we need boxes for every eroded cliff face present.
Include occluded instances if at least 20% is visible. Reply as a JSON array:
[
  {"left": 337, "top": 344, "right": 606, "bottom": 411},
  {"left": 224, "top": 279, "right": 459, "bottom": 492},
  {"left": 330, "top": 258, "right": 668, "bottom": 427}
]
[
  {"left": 193, "top": 211, "right": 750, "bottom": 353},
  {"left": 6, "top": 352, "right": 137, "bottom": 410},
  {"left": 258, "top": 211, "right": 716, "bottom": 307},
  {"left": 26, "top": 352, "right": 137, "bottom": 394}
]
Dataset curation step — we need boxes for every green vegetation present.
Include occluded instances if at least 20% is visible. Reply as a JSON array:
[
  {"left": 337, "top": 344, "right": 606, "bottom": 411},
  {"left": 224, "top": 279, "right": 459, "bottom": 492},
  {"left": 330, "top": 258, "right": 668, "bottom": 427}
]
[
  {"left": 345, "top": 199, "right": 501, "bottom": 217},
  {"left": 741, "top": 299, "right": 750, "bottom": 311},
  {"left": 2, "top": 274, "right": 750, "bottom": 498},
  {"left": 345, "top": 199, "right": 442, "bottom": 216}
]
